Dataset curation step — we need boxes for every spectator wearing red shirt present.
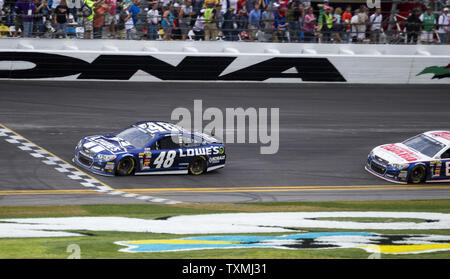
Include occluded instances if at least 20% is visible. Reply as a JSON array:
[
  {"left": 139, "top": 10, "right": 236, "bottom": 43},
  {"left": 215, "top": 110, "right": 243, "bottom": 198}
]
[
  {"left": 93, "top": 0, "right": 109, "bottom": 38},
  {"left": 342, "top": 5, "right": 352, "bottom": 43},
  {"left": 237, "top": 0, "right": 248, "bottom": 32}
]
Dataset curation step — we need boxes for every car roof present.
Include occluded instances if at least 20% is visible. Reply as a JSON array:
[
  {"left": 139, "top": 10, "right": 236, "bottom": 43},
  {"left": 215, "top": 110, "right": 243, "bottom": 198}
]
[
  {"left": 133, "top": 121, "right": 188, "bottom": 136},
  {"left": 423, "top": 131, "right": 450, "bottom": 147},
  {"left": 132, "top": 121, "right": 220, "bottom": 143}
]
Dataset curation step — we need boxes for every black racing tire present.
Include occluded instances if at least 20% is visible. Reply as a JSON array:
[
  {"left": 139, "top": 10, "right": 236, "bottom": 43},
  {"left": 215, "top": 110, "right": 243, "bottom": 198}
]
[
  {"left": 189, "top": 156, "right": 207, "bottom": 175},
  {"left": 408, "top": 165, "right": 426, "bottom": 184},
  {"left": 116, "top": 157, "right": 135, "bottom": 176}
]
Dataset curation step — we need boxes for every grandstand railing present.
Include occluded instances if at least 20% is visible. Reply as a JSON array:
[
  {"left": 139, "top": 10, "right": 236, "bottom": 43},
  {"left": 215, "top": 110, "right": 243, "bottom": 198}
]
[{"left": 0, "top": 6, "right": 448, "bottom": 44}]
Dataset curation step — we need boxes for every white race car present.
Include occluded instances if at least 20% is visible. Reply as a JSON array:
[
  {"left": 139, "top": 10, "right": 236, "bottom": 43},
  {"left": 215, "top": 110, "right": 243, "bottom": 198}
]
[{"left": 366, "top": 131, "right": 450, "bottom": 184}]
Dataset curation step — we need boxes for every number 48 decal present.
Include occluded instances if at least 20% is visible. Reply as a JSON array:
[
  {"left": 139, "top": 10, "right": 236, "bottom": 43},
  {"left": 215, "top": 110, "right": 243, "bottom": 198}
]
[
  {"left": 446, "top": 162, "right": 450, "bottom": 176},
  {"left": 154, "top": 151, "right": 176, "bottom": 168}
]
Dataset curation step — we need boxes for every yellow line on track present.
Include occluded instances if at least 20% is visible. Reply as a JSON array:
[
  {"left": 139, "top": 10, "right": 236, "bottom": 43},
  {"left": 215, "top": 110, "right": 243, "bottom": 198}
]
[
  {"left": 118, "top": 184, "right": 450, "bottom": 192},
  {"left": 121, "top": 186, "right": 450, "bottom": 194},
  {"left": 0, "top": 185, "right": 449, "bottom": 196},
  {"left": 0, "top": 123, "right": 113, "bottom": 190}
]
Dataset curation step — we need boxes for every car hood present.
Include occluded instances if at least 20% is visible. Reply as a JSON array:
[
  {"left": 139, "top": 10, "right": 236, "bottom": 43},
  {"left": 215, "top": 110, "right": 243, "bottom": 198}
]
[
  {"left": 82, "top": 134, "right": 135, "bottom": 155},
  {"left": 372, "top": 143, "right": 430, "bottom": 164}
]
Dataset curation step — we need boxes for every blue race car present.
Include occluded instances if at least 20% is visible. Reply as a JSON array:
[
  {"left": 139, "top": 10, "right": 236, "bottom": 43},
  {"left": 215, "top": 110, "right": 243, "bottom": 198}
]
[
  {"left": 73, "top": 121, "right": 226, "bottom": 176},
  {"left": 366, "top": 131, "right": 450, "bottom": 184}
]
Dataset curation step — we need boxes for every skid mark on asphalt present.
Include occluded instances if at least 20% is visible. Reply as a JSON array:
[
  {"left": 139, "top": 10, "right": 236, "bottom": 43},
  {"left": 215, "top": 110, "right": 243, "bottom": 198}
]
[{"left": 0, "top": 123, "right": 181, "bottom": 205}]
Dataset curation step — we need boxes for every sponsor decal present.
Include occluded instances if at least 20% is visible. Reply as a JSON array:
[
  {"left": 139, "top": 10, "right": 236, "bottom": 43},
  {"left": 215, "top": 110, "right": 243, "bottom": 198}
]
[
  {"left": 116, "top": 233, "right": 450, "bottom": 255},
  {"left": 417, "top": 64, "right": 450, "bottom": 80},
  {"left": 139, "top": 151, "right": 152, "bottom": 170},
  {"left": 105, "top": 162, "right": 115, "bottom": 173},
  {"left": 430, "top": 131, "right": 450, "bottom": 141},
  {"left": 105, "top": 162, "right": 115, "bottom": 170},
  {"left": 0, "top": 52, "right": 346, "bottom": 82},
  {"left": 431, "top": 161, "right": 442, "bottom": 177},
  {"left": 398, "top": 171, "right": 408, "bottom": 178},
  {"left": 179, "top": 147, "right": 221, "bottom": 157},
  {"left": 89, "top": 136, "right": 123, "bottom": 153},
  {"left": 92, "top": 166, "right": 103, "bottom": 171},
  {"left": 380, "top": 144, "right": 419, "bottom": 162},
  {"left": 208, "top": 155, "right": 226, "bottom": 164}
]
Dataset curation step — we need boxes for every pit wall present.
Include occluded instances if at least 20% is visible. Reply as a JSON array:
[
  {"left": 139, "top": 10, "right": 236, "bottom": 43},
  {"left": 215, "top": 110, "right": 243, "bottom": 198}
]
[{"left": 0, "top": 39, "right": 449, "bottom": 84}]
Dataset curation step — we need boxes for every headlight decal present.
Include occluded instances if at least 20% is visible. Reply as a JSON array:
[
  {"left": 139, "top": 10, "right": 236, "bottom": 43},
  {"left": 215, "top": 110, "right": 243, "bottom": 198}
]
[
  {"left": 97, "top": 154, "right": 117, "bottom": 161},
  {"left": 391, "top": 163, "right": 410, "bottom": 170}
]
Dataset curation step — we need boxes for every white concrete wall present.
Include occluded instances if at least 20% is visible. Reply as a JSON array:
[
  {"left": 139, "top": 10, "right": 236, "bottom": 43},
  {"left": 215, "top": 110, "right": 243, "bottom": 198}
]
[{"left": 0, "top": 39, "right": 449, "bottom": 84}]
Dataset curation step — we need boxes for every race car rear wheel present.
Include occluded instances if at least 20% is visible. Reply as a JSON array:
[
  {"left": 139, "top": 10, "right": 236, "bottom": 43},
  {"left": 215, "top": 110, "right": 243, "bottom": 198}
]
[
  {"left": 189, "top": 156, "right": 207, "bottom": 175},
  {"left": 408, "top": 165, "right": 426, "bottom": 184},
  {"left": 116, "top": 157, "right": 135, "bottom": 176}
]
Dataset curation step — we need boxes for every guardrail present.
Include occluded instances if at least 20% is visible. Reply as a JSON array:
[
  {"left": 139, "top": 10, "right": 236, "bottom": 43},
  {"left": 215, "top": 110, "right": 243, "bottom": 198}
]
[{"left": 0, "top": 39, "right": 449, "bottom": 83}]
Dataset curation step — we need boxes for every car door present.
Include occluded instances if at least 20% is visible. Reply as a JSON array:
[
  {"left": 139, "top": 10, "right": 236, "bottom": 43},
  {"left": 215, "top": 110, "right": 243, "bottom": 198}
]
[
  {"left": 177, "top": 134, "right": 204, "bottom": 169},
  {"left": 147, "top": 134, "right": 182, "bottom": 172},
  {"left": 441, "top": 148, "right": 450, "bottom": 180},
  {"left": 429, "top": 148, "right": 450, "bottom": 181}
]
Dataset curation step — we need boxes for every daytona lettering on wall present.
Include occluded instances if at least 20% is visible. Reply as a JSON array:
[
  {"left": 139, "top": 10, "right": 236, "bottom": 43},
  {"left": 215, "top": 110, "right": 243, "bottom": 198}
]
[{"left": 0, "top": 52, "right": 346, "bottom": 82}]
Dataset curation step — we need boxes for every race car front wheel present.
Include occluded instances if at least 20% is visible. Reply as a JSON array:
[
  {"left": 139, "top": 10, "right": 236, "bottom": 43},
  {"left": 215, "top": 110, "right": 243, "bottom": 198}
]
[
  {"left": 189, "top": 156, "right": 207, "bottom": 175},
  {"left": 408, "top": 165, "right": 426, "bottom": 184},
  {"left": 116, "top": 157, "right": 135, "bottom": 176}
]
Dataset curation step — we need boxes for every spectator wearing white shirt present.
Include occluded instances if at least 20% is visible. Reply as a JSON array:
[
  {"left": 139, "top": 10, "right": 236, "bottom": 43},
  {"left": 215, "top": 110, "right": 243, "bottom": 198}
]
[
  {"left": 350, "top": 9, "right": 360, "bottom": 43},
  {"left": 369, "top": 7, "right": 382, "bottom": 43},
  {"left": 179, "top": 0, "right": 194, "bottom": 40},
  {"left": 147, "top": 3, "right": 159, "bottom": 40},
  {"left": 123, "top": 3, "right": 135, "bottom": 40},
  {"left": 0, "top": 0, "right": 4, "bottom": 13},
  {"left": 438, "top": 7, "right": 449, "bottom": 44},
  {"left": 356, "top": 5, "right": 368, "bottom": 42},
  {"left": 192, "top": 11, "right": 205, "bottom": 40}
]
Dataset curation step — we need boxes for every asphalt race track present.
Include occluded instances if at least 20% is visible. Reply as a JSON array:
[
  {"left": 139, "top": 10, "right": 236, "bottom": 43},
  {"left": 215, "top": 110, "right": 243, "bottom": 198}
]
[{"left": 0, "top": 81, "right": 450, "bottom": 205}]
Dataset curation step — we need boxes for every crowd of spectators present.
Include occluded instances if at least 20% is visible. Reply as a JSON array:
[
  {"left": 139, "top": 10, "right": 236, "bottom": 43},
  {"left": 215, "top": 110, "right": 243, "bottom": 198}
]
[{"left": 0, "top": 0, "right": 449, "bottom": 44}]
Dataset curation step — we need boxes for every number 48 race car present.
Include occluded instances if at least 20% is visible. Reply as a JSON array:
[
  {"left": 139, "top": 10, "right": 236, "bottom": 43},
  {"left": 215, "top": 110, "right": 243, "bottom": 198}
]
[
  {"left": 73, "top": 121, "right": 226, "bottom": 176},
  {"left": 366, "top": 131, "right": 450, "bottom": 184}
]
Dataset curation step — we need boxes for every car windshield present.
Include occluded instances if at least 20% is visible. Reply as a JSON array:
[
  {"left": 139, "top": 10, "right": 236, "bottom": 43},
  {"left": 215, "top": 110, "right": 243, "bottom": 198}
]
[
  {"left": 116, "top": 127, "right": 154, "bottom": 149},
  {"left": 402, "top": 134, "right": 446, "bottom": 158}
]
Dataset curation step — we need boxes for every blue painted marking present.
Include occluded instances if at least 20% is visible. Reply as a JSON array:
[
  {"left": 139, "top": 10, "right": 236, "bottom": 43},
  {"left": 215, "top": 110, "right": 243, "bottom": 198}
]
[{"left": 120, "top": 232, "right": 376, "bottom": 252}]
